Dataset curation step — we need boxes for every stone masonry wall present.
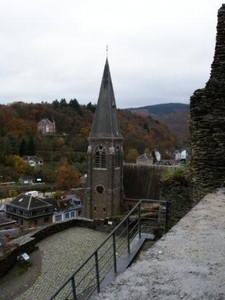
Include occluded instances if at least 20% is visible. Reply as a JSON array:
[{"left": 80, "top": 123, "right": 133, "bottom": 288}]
[
  {"left": 190, "top": 4, "right": 225, "bottom": 201},
  {"left": 160, "top": 176, "right": 192, "bottom": 231}
]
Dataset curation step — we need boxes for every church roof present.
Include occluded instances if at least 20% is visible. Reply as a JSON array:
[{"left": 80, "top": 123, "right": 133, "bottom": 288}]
[{"left": 89, "top": 58, "right": 123, "bottom": 138}]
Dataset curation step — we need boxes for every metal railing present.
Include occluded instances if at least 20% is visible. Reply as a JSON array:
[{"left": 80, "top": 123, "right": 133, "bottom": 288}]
[{"left": 49, "top": 199, "right": 167, "bottom": 300}]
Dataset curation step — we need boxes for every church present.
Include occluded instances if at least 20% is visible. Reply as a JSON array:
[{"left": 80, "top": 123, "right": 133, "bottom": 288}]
[{"left": 85, "top": 58, "right": 124, "bottom": 219}]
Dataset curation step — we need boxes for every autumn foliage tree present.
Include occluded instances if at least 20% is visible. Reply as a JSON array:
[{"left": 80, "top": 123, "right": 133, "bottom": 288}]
[
  {"left": 3, "top": 155, "right": 32, "bottom": 181},
  {"left": 125, "top": 149, "right": 139, "bottom": 163},
  {"left": 56, "top": 165, "right": 81, "bottom": 190}
]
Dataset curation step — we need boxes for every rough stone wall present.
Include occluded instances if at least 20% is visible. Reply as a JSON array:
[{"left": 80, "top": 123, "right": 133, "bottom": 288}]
[
  {"left": 160, "top": 176, "right": 192, "bottom": 231},
  {"left": 190, "top": 4, "right": 225, "bottom": 201}
]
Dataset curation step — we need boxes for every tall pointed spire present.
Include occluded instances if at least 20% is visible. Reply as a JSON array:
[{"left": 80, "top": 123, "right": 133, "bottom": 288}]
[
  {"left": 89, "top": 58, "right": 122, "bottom": 138},
  {"left": 86, "top": 57, "right": 124, "bottom": 219}
]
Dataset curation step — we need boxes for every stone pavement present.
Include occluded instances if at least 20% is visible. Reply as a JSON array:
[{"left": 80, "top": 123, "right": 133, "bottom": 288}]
[
  {"left": 15, "top": 227, "right": 109, "bottom": 300},
  {"left": 95, "top": 188, "right": 225, "bottom": 300}
]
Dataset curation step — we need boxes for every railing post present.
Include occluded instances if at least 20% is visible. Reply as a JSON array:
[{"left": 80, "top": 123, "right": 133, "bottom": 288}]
[
  {"left": 113, "top": 232, "right": 117, "bottom": 273},
  {"left": 138, "top": 202, "right": 141, "bottom": 239},
  {"left": 95, "top": 251, "right": 100, "bottom": 293},
  {"left": 71, "top": 276, "right": 77, "bottom": 300},
  {"left": 127, "top": 217, "right": 130, "bottom": 254}
]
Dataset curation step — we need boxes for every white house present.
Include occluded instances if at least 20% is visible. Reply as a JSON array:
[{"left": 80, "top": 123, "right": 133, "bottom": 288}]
[{"left": 23, "top": 156, "right": 43, "bottom": 168}]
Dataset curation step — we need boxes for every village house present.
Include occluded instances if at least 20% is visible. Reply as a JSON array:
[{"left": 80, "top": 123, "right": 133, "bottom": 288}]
[
  {"left": 174, "top": 149, "right": 188, "bottom": 163},
  {"left": 19, "top": 175, "right": 35, "bottom": 185},
  {"left": 23, "top": 155, "right": 43, "bottom": 168},
  {"left": 5, "top": 190, "right": 84, "bottom": 228},
  {"left": 37, "top": 118, "right": 56, "bottom": 134},
  {"left": 45, "top": 196, "right": 83, "bottom": 223},
  {"left": 5, "top": 193, "right": 54, "bottom": 228}
]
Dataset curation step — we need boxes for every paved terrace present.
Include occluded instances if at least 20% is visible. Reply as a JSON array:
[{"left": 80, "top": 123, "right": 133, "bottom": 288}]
[
  {"left": 94, "top": 188, "right": 225, "bottom": 300},
  {"left": 13, "top": 228, "right": 109, "bottom": 300}
]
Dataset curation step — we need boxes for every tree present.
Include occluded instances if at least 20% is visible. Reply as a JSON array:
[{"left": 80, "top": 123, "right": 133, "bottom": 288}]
[
  {"left": 7, "top": 134, "right": 18, "bottom": 155},
  {"left": 27, "top": 136, "right": 35, "bottom": 155},
  {"left": 5, "top": 155, "right": 31, "bottom": 176},
  {"left": 125, "top": 148, "right": 139, "bottom": 163},
  {"left": 60, "top": 99, "right": 67, "bottom": 108},
  {"left": 0, "top": 137, "right": 13, "bottom": 162},
  {"left": 19, "top": 138, "right": 27, "bottom": 157},
  {"left": 86, "top": 102, "right": 96, "bottom": 113},
  {"left": 56, "top": 165, "right": 80, "bottom": 190},
  {"left": 52, "top": 99, "right": 60, "bottom": 109},
  {"left": 69, "top": 98, "right": 81, "bottom": 113}
]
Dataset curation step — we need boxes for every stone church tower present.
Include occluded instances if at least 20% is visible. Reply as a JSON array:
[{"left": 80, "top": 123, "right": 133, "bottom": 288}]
[{"left": 85, "top": 58, "right": 124, "bottom": 219}]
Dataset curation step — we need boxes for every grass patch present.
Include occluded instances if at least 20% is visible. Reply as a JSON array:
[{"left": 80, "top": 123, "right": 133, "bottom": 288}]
[{"left": 161, "top": 167, "right": 185, "bottom": 181}]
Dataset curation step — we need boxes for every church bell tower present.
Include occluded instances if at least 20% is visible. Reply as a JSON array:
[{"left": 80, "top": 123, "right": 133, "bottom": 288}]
[{"left": 86, "top": 58, "right": 124, "bottom": 219}]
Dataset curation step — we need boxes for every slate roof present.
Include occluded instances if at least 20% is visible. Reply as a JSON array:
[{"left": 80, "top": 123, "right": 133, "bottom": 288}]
[
  {"left": 38, "top": 118, "right": 55, "bottom": 125},
  {"left": 89, "top": 58, "right": 123, "bottom": 138},
  {"left": 8, "top": 193, "right": 52, "bottom": 210},
  {"left": 0, "top": 228, "right": 20, "bottom": 240},
  {"left": 45, "top": 198, "right": 76, "bottom": 212},
  {"left": 0, "top": 214, "right": 16, "bottom": 226}
]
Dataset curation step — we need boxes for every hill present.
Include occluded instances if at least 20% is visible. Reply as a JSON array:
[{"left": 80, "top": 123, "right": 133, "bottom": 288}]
[
  {"left": 126, "top": 103, "right": 190, "bottom": 148},
  {"left": 0, "top": 100, "right": 177, "bottom": 184}
]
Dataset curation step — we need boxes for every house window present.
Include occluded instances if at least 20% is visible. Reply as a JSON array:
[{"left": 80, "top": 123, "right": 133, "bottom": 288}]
[
  {"left": 78, "top": 210, "right": 82, "bottom": 216},
  {"left": 94, "top": 146, "right": 106, "bottom": 168},
  {"left": 21, "top": 219, "right": 23, "bottom": 225},
  {"left": 71, "top": 211, "right": 75, "bottom": 218},
  {"left": 65, "top": 212, "right": 69, "bottom": 219},
  {"left": 44, "top": 217, "right": 50, "bottom": 223},
  {"left": 94, "top": 206, "right": 97, "bottom": 212},
  {"left": 55, "top": 215, "right": 62, "bottom": 222},
  {"left": 103, "top": 207, "right": 106, "bottom": 213}
]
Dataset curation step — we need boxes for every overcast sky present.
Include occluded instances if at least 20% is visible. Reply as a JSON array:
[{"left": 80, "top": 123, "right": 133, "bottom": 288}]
[{"left": 0, "top": 0, "right": 223, "bottom": 108}]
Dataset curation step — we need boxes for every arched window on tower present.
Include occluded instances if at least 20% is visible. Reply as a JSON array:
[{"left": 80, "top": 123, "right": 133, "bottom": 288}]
[
  {"left": 94, "top": 145, "right": 107, "bottom": 168},
  {"left": 115, "top": 145, "right": 120, "bottom": 168}
]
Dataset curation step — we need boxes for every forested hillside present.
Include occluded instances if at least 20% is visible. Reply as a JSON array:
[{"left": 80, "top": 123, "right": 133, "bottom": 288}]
[
  {"left": 127, "top": 103, "right": 190, "bottom": 147},
  {"left": 0, "top": 99, "right": 176, "bottom": 184}
]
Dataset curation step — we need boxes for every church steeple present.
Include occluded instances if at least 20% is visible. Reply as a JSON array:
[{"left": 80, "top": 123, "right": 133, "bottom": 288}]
[
  {"left": 89, "top": 58, "right": 122, "bottom": 138},
  {"left": 85, "top": 58, "right": 124, "bottom": 219}
]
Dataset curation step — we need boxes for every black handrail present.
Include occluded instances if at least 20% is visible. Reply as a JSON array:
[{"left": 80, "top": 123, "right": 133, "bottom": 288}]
[{"left": 49, "top": 199, "right": 167, "bottom": 300}]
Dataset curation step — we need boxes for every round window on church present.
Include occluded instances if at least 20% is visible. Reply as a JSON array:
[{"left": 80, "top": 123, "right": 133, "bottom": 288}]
[{"left": 96, "top": 185, "right": 104, "bottom": 194}]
